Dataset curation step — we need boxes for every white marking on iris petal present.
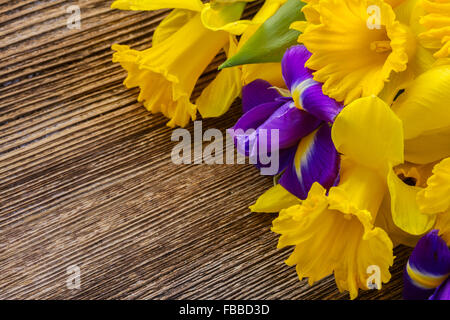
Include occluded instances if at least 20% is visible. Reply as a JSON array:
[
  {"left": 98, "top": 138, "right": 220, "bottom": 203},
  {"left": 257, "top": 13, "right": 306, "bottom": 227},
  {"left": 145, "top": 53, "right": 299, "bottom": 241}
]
[
  {"left": 292, "top": 78, "right": 317, "bottom": 110},
  {"left": 294, "top": 128, "right": 318, "bottom": 187}
]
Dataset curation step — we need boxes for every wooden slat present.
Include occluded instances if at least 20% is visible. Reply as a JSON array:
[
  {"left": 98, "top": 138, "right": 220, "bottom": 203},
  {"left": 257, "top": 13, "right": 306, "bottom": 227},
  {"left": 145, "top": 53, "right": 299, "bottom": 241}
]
[{"left": 0, "top": 0, "right": 411, "bottom": 299}]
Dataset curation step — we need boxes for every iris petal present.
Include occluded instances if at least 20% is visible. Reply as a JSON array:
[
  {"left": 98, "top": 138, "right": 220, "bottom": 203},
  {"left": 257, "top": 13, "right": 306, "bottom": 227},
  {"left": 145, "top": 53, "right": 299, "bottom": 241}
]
[
  {"left": 282, "top": 45, "right": 343, "bottom": 123},
  {"left": 242, "top": 79, "right": 282, "bottom": 113},
  {"left": 297, "top": 81, "right": 343, "bottom": 123},
  {"left": 279, "top": 124, "right": 340, "bottom": 200},
  {"left": 281, "top": 45, "right": 313, "bottom": 91},
  {"left": 403, "top": 230, "right": 450, "bottom": 300},
  {"left": 429, "top": 277, "right": 450, "bottom": 300},
  {"left": 231, "top": 100, "right": 285, "bottom": 157}
]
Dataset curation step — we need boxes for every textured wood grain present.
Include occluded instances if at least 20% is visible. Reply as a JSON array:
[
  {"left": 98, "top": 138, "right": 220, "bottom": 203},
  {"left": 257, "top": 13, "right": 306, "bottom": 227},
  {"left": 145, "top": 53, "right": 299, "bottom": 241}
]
[{"left": 0, "top": 0, "right": 411, "bottom": 300}]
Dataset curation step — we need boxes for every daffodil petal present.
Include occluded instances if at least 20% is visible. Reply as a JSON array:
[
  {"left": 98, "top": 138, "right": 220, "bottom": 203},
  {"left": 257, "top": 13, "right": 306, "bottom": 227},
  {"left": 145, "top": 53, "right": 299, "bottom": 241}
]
[
  {"left": 404, "top": 129, "right": 450, "bottom": 164},
  {"left": 201, "top": 2, "right": 249, "bottom": 35},
  {"left": 249, "top": 184, "right": 300, "bottom": 213},
  {"left": 242, "top": 63, "right": 285, "bottom": 88},
  {"left": 417, "top": 158, "right": 450, "bottom": 214},
  {"left": 387, "top": 168, "right": 436, "bottom": 235},
  {"left": 374, "top": 194, "right": 421, "bottom": 247},
  {"left": 392, "top": 64, "right": 450, "bottom": 140},
  {"left": 196, "top": 67, "right": 242, "bottom": 118},
  {"left": 152, "top": 9, "right": 196, "bottom": 45},
  {"left": 113, "top": 13, "right": 228, "bottom": 127},
  {"left": 273, "top": 178, "right": 393, "bottom": 300},
  {"left": 197, "top": 36, "right": 242, "bottom": 118},
  {"left": 111, "top": 0, "right": 204, "bottom": 11},
  {"left": 332, "top": 96, "right": 404, "bottom": 173},
  {"left": 419, "top": 0, "right": 450, "bottom": 59}
]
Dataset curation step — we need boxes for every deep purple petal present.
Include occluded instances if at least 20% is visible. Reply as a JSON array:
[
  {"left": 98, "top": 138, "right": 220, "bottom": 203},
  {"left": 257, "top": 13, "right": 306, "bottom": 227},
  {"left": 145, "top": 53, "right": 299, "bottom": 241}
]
[
  {"left": 254, "top": 145, "right": 297, "bottom": 176},
  {"left": 242, "top": 79, "right": 282, "bottom": 113},
  {"left": 256, "top": 101, "right": 321, "bottom": 152},
  {"left": 409, "top": 230, "right": 450, "bottom": 276},
  {"left": 230, "top": 100, "right": 284, "bottom": 156},
  {"left": 233, "top": 100, "right": 284, "bottom": 133},
  {"left": 279, "top": 124, "right": 340, "bottom": 200},
  {"left": 281, "top": 45, "right": 313, "bottom": 92},
  {"left": 295, "top": 81, "right": 344, "bottom": 123},
  {"left": 403, "top": 230, "right": 450, "bottom": 300},
  {"left": 429, "top": 277, "right": 450, "bottom": 300}
]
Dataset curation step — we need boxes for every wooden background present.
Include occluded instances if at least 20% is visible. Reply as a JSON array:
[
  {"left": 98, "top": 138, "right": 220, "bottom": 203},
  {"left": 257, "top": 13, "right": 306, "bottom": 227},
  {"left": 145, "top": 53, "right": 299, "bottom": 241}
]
[{"left": 0, "top": 0, "right": 412, "bottom": 299}]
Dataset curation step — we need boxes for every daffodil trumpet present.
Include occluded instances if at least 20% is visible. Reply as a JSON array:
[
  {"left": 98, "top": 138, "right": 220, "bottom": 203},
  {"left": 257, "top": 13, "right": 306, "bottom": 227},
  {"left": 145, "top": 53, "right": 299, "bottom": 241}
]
[{"left": 112, "top": 0, "right": 261, "bottom": 127}]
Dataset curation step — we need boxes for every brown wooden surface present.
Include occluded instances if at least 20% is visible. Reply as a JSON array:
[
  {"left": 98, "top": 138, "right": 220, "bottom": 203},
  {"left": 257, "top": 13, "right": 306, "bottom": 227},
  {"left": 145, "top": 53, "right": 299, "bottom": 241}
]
[{"left": 0, "top": 0, "right": 412, "bottom": 300}]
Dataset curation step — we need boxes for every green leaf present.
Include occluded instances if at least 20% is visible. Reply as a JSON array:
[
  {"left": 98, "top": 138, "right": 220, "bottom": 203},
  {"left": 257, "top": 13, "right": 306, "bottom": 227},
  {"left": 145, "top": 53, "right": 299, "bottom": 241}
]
[{"left": 219, "top": 0, "right": 305, "bottom": 69}]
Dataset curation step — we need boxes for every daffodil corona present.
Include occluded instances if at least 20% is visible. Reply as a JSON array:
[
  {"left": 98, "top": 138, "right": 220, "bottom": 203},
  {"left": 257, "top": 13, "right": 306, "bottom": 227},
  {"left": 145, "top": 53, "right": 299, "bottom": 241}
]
[
  {"left": 108, "top": 0, "right": 450, "bottom": 300},
  {"left": 292, "top": 0, "right": 416, "bottom": 104}
]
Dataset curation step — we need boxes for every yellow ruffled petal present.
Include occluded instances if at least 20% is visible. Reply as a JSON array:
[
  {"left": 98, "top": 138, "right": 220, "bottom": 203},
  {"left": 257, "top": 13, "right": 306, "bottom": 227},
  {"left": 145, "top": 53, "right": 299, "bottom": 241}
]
[
  {"left": 387, "top": 167, "right": 436, "bottom": 235},
  {"left": 196, "top": 36, "right": 242, "bottom": 118},
  {"left": 332, "top": 96, "right": 404, "bottom": 174},
  {"left": 297, "top": 0, "right": 416, "bottom": 104},
  {"left": 435, "top": 210, "right": 450, "bottom": 245},
  {"left": 111, "top": 0, "right": 204, "bottom": 11},
  {"left": 417, "top": 158, "right": 450, "bottom": 214},
  {"left": 300, "top": 0, "right": 320, "bottom": 25},
  {"left": 273, "top": 162, "right": 393, "bottom": 299},
  {"left": 201, "top": 2, "right": 250, "bottom": 35},
  {"left": 250, "top": 184, "right": 301, "bottom": 213}
]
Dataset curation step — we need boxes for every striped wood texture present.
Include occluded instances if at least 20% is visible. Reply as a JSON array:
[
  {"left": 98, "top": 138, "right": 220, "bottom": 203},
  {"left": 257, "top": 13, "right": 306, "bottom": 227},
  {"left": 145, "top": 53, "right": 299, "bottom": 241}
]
[{"left": 0, "top": 0, "right": 411, "bottom": 299}]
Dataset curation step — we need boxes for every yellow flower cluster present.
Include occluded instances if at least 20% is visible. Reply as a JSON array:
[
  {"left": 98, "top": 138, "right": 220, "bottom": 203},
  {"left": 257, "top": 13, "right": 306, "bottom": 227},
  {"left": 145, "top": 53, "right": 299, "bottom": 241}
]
[{"left": 250, "top": 0, "right": 450, "bottom": 299}]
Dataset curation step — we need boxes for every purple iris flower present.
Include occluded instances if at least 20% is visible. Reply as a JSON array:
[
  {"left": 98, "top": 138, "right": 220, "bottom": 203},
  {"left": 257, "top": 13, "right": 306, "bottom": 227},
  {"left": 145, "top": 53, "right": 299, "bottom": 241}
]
[
  {"left": 229, "top": 45, "right": 342, "bottom": 200},
  {"left": 403, "top": 230, "right": 450, "bottom": 300}
]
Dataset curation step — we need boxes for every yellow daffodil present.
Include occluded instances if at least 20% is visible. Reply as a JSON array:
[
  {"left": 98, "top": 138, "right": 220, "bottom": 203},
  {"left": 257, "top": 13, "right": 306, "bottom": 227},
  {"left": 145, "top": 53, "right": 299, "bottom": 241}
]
[
  {"left": 273, "top": 96, "right": 404, "bottom": 299},
  {"left": 379, "top": 158, "right": 449, "bottom": 245},
  {"left": 373, "top": 63, "right": 450, "bottom": 240},
  {"left": 417, "top": 158, "right": 450, "bottom": 244},
  {"left": 419, "top": 0, "right": 450, "bottom": 58},
  {"left": 112, "top": 0, "right": 254, "bottom": 127},
  {"left": 292, "top": 0, "right": 416, "bottom": 105}
]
